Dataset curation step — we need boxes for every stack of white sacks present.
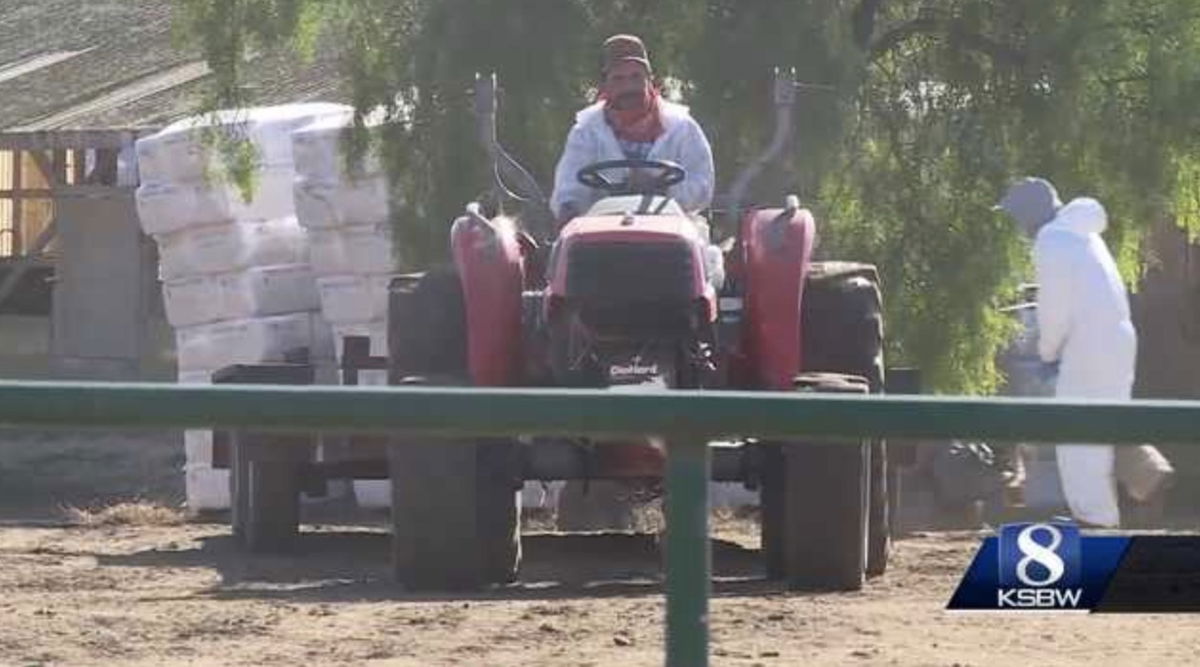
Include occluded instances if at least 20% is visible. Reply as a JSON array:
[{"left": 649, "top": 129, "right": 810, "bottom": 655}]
[
  {"left": 135, "top": 104, "right": 350, "bottom": 511},
  {"left": 291, "top": 113, "right": 555, "bottom": 512},
  {"left": 292, "top": 110, "right": 397, "bottom": 508},
  {"left": 136, "top": 104, "right": 591, "bottom": 515}
]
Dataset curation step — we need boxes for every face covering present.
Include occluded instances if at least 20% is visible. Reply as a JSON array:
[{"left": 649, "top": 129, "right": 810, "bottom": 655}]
[{"left": 600, "top": 82, "right": 664, "bottom": 144}]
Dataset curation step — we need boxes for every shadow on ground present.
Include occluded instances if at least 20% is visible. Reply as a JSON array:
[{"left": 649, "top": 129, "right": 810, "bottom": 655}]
[{"left": 89, "top": 528, "right": 780, "bottom": 603}]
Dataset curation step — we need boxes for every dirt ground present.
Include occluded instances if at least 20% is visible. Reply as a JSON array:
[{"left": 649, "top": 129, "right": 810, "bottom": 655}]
[
  {"left": 2, "top": 433, "right": 1198, "bottom": 666},
  {"left": 2, "top": 510, "right": 1199, "bottom": 667},
  {"left": 0, "top": 430, "right": 184, "bottom": 520}
]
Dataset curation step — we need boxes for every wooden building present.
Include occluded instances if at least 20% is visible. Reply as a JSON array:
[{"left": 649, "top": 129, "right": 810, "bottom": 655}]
[{"left": 0, "top": 0, "right": 342, "bottom": 379}]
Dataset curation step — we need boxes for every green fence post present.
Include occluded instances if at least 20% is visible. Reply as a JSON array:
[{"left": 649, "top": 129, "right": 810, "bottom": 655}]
[{"left": 665, "top": 438, "right": 711, "bottom": 667}]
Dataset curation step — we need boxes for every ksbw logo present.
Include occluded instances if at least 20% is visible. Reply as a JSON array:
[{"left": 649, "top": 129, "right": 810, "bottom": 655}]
[
  {"left": 997, "top": 523, "right": 1083, "bottom": 609},
  {"left": 948, "top": 522, "right": 1136, "bottom": 612}
]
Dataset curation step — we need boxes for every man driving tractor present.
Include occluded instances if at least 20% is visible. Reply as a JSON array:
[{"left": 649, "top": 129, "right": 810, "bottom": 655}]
[
  {"left": 546, "top": 35, "right": 717, "bottom": 530},
  {"left": 549, "top": 34, "right": 715, "bottom": 227}
]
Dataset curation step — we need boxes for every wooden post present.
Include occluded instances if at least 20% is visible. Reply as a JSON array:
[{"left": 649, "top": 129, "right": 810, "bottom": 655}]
[
  {"left": 12, "top": 149, "right": 23, "bottom": 255},
  {"left": 52, "top": 150, "right": 66, "bottom": 187},
  {"left": 73, "top": 149, "right": 85, "bottom": 184}
]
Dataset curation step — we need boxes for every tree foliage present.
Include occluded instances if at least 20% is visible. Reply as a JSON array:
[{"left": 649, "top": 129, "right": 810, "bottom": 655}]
[{"left": 172, "top": 0, "right": 1200, "bottom": 393}]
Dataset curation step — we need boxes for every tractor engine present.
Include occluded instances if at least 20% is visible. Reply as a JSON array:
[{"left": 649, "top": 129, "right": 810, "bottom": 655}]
[{"left": 543, "top": 213, "right": 717, "bottom": 390}]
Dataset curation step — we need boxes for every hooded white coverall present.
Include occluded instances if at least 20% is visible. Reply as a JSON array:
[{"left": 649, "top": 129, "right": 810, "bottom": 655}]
[
  {"left": 549, "top": 100, "right": 715, "bottom": 221},
  {"left": 1035, "top": 197, "right": 1137, "bottom": 527}
]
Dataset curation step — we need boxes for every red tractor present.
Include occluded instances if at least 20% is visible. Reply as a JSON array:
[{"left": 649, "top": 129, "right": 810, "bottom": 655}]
[{"left": 382, "top": 70, "right": 893, "bottom": 592}]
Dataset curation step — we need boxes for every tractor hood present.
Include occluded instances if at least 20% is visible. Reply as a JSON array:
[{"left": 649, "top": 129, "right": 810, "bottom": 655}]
[
  {"left": 548, "top": 210, "right": 711, "bottom": 306},
  {"left": 559, "top": 213, "right": 705, "bottom": 245},
  {"left": 561, "top": 192, "right": 700, "bottom": 243}
]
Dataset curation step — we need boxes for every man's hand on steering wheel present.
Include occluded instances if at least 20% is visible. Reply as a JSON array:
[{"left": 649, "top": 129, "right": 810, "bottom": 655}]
[{"left": 627, "top": 168, "right": 657, "bottom": 192}]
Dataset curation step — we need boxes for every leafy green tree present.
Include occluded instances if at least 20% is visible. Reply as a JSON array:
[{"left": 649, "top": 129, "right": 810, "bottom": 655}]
[{"left": 171, "top": 0, "right": 1200, "bottom": 393}]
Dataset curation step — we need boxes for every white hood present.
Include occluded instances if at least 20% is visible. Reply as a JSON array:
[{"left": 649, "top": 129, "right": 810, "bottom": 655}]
[
  {"left": 1049, "top": 197, "right": 1108, "bottom": 236},
  {"left": 1033, "top": 192, "right": 1134, "bottom": 396}
]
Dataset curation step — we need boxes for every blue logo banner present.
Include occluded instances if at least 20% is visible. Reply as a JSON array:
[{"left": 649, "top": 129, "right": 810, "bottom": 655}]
[{"left": 948, "top": 523, "right": 1130, "bottom": 612}]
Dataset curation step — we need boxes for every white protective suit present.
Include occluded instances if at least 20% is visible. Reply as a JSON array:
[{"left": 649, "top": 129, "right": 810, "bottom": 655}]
[
  {"left": 549, "top": 100, "right": 715, "bottom": 221},
  {"left": 1035, "top": 197, "right": 1138, "bottom": 527}
]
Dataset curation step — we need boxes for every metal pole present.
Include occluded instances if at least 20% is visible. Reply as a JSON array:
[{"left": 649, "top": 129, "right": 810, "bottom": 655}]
[
  {"left": 665, "top": 437, "right": 711, "bottom": 667},
  {"left": 0, "top": 382, "right": 1198, "bottom": 445}
]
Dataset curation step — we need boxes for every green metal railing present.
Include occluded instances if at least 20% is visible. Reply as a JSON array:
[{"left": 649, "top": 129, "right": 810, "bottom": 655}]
[{"left": 1, "top": 380, "right": 1198, "bottom": 666}]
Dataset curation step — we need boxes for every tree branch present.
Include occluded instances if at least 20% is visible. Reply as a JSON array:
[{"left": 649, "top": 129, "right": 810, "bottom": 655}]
[
  {"left": 868, "top": 10, "right": 1024, "bottom": 67},
  {"left": 852, "top": 0, "right": 887, "bottom": 50},
  {"left": 1101, "top": 74, "right": 1152, "bottom": 87},
  {"left": 868, "top": 13, "right": 938, "bottom": 59}
]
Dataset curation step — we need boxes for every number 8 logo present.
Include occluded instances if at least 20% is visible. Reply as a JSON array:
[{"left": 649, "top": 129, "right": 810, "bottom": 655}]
[{"left": 1015, "top": 523, "right": 1066, "bottom": 587}]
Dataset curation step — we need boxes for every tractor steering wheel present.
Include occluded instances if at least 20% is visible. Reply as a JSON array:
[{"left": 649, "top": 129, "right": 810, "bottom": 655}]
[{"left": 576, "top": 159, "right": 686, "bottom": 195}]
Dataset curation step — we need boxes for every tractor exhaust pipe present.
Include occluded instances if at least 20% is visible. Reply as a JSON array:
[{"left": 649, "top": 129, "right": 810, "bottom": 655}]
[
  {"left": 471, "top": 72, "right": 554, "bottom": 239},
  {"left": 722, "top": 70, "right": 837, "bottom": 229},
  {"left": 473, "top": 73, "right": 502, "bottom": 170},
  {"left": 724, "top": 67, "right": 798, "bottom": 228}
]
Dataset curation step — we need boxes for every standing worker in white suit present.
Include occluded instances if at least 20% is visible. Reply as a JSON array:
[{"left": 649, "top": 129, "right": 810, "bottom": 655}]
[{"left": 997, "top": 177, "right": 1137, "bottom": 528}]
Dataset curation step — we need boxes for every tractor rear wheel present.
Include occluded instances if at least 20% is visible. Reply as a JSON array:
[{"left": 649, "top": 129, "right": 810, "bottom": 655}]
[
  {"left": 386, "top": 267, "right": 521, "bottom": 590},
  {"left": 218, "top": 363, "right": 313, "bottom": 553},
  {"left": 761, "top": 373, "right": 871, "bottom": 590},
  {"left": 231, "top": 434, "right": 304, "bottom": 553},
  {"left": 800, "top": 262, "right": 890, "bottom": 579}
]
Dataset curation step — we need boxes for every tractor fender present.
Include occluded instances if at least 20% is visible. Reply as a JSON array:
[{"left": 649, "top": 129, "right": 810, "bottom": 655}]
[
  {"left": 740, "top": 203, "right": 816, "bottom": 389},
  {"left": 450, "top": 206, "right": 525, "bottom": 386}
]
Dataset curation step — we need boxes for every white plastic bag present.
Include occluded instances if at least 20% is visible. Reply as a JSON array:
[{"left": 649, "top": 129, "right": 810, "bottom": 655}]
[
  {"left": 185, "top": 467, "right": 231, "bottom": 511},
  {"left": 310, "top": 313, "right": 338, "bottom": 363},
  {"left": 136, "top": 103, "right": 353, "bottom": 184},
  {"left": 307, "top": 224, "right": 395, "bottom": 276},
  {"left": 339, "top": 223, "right": 396, "bottom": 273},
  {"left": 183, "top": 429, "right": 229, "bottom": 511},
  {"left": 294, "top": 176, "right": 391, "bottom": 229},
  {"left": 292, "top": 110, "right": 386, "bottom": 183},
  {"left": 162, "top": 275, "right": 225, "bottom": 328},
  {"left": 317, "top": 274, "right": 393, "bottom": 325},
  {"left": 218, "top": 263, "right": 320, "bottom": 321},
  {"left": 183, "top": 429, "right": 214, "bottom": 465},
  {"left": 175, "top": 312, "right": 318, "bottom": 372},
  {"left": 307, "top": 228, "right": 349, "bottom": 275},
  {"left": 137, "top": 168, "right": 298, "bottom": 236},
  {"left": 156, "top": 217, "right": 309, "bottom": 279}
]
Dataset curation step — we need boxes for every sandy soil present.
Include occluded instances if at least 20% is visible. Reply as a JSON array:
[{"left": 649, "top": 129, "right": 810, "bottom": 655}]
[
  {"left": 1, "top": 511, "right": 1198, "bottom": 667},
  {"left": 0, "top": 430, "right": 184, "bottom": 521}
]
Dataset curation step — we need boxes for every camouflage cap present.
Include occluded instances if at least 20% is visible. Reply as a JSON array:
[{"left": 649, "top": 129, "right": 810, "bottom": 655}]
[{"left": 602, "top": 34, "right": 652, "bottom": 74}]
